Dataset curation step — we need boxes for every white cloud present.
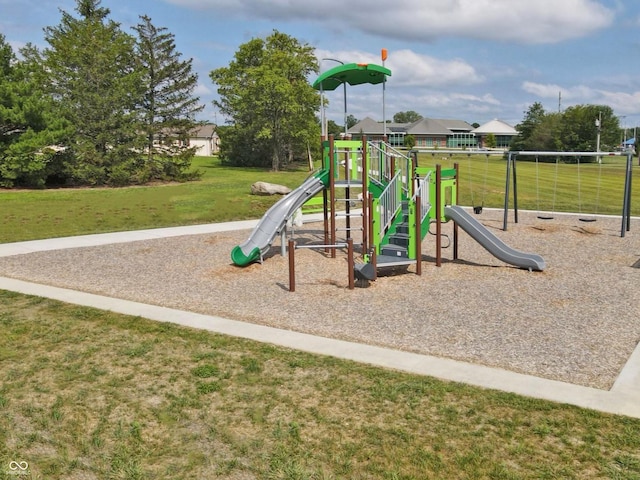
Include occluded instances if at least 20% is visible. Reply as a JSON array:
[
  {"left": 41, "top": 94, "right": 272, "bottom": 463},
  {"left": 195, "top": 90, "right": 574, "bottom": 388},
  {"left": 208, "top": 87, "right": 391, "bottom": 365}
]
[
  {"left": 522, "top": 81, "right": 596, "bottom": 101},
  {"left": 522, "top": 81, "right": 640, "bottom": 116},
  {"left": 194, "top": 83, "right": 213, "bottom": 96},
  {"left": 167, "top": 0, "right": 615, "bottom": 44}
]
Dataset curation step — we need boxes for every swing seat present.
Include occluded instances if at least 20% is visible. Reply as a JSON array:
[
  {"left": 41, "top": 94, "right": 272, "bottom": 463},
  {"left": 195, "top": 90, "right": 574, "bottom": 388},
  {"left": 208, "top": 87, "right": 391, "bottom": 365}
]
[
  {"left": 537, "top": 215, "right": 554, "bottom": 220},
  {"left": 579, "top": 218, "right": 597, "bottom": 223},
  {"left": 473, "top": 206, "right": 483, "bottom": 214}
]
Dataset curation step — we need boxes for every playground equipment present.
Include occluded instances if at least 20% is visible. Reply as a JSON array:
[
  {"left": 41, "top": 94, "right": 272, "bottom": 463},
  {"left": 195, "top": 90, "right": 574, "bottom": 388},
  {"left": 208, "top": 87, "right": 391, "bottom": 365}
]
[
  {"left": 231, "top": 61, "right": 546, "bottom": 286},
  {"left": 503, "top": 151, "right": 634, "bottom": 237},
  {"left": 232, "top": 135, "right": 545, "bottom": 276}
]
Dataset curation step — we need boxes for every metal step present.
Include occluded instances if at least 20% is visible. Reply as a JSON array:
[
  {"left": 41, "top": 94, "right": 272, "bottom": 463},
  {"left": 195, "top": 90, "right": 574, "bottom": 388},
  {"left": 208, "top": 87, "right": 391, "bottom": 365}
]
[
  {"left": 389, "top": 233, "right": 410, "bottom": 248},
  {"left": 395, "top": 223, "right": 410, "bottom": 234},
  {"left": 380, "top": 243, "right": 409, "bottom": 258},
  {"left": 376, "top": 255, "right": 416, "bottom": 267}
]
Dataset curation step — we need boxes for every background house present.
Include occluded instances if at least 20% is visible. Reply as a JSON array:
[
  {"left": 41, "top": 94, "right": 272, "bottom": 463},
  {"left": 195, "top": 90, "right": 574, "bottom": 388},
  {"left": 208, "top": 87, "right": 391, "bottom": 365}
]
[
  {"left": 472, "top": 119, "right": 517, "bottom": 149},
  {"left": 348, "top": 117, "right": 517, "bottom": 150},
  {"left": 188, "top": 124, "right": 219, "bottom": 156}
]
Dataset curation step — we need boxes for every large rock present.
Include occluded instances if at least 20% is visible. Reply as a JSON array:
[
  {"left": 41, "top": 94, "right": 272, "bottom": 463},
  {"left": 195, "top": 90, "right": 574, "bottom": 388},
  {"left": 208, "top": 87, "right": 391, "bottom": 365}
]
[{"left": 251, "top": 181, "right": 292, "bottom": 196}]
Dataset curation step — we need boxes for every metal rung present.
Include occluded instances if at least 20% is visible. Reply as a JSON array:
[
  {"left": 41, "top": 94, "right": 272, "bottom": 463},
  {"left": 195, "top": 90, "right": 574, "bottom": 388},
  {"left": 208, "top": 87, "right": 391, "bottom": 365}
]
[
  {"left": 336, "top": 227, "right": 363, "bottom": 232},
  {"left": 335, "top": 212, "right": 362, "bottom": 217},
  {"left": 334, "top": 198, "right": 361, "bottom": 202},
  {"left": 295, "top": 243, "right": 347, "bottom": 249}
]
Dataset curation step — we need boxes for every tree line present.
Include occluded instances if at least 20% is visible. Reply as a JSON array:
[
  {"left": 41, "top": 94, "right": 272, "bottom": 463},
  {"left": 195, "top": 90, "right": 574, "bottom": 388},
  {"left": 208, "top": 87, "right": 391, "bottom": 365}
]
[
  {"left": 2, "top": 1, "right": 634, "bottom": 189},
  {"left": 511, "top": 102, "right": 629, "bottom": 160},
  {"left": 0, "top": 0, "right": 202, "bottom": 187}
]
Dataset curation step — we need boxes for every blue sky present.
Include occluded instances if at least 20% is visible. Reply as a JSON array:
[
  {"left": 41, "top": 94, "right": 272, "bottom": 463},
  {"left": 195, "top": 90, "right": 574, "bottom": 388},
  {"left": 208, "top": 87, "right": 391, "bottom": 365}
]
[{"left": 2, "top": 0, "right": 640, "bottom": 132}]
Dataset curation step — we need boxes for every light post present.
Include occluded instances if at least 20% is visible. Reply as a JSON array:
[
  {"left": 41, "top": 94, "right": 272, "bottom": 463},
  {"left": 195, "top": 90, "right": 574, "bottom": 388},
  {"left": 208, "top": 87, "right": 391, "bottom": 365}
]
[{"left": 322, "top": 58, "right": 347, "bottom": 137}]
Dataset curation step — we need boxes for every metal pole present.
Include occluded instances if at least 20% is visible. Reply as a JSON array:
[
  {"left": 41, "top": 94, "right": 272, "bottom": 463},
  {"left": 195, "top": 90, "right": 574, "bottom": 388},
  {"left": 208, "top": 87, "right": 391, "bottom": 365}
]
[
  {"left": 436, "top": 165, "right": 442, "bottom": 267},
  {"left": 513, "top": 153, "right": 519, "bottom": 224},
  {"left": 288, "top": 239, "right": 295, "bottom": 292},
  {"left": 343, "top": 81, "right": 347, "bottom": 137},
  {"left": 347, "top": 238, "right": 355, "bottom": 289},
  {"left": 382, "top": 48, "right": 388, "bottom": 139},
  {"left": 361, "top": 135, "right": 369, "bottom": 252},
  {"left": 321, "top": 58, "right": 346, "bottom": 136},
  {"left": 453, "top": 162, "right": 459, "bottom": 260},
  {"left": 622, "top": 152, "right": 633, "bottom": 237},
  {"left": 415, "top": 194, "right": 422, "bottom": 276},
  {"left": 503, "top": 152, "right": 512, "bottom": 231},
  {"left": 329, "top": 135, "right": 336, "bottom": 258}
]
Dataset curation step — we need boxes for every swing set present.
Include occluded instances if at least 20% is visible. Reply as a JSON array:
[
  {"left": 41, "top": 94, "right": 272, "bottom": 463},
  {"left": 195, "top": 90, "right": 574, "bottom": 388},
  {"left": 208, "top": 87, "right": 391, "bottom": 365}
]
[{"left": 503, "top": 150, "right": 634, "bottom": 237}]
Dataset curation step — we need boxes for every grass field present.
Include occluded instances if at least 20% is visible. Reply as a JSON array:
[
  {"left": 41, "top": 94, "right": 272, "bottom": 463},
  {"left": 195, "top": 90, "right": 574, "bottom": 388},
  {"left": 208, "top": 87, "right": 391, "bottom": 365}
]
[
  {"left": 1, "top": 154, "right": 640, "bottom": 479},
  {"left": 1, "top": 154, "right": 637, "bottom": 243},
  {"left": 0, "top": 158, "right": 311, "bottom": 243}
]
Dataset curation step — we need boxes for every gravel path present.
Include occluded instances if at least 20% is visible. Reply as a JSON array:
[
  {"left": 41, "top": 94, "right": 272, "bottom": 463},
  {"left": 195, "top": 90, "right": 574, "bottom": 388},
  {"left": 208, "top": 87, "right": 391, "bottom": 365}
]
[{"left": 1, "top": 209, "right": 639, "bottom": 390}]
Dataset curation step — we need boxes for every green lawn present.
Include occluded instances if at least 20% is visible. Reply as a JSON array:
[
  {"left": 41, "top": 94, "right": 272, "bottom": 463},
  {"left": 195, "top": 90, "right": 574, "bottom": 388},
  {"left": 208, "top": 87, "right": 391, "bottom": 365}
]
[
  {"left": 0, "top": 157, "right": 311, "bottom": 243},
  {"left": 1, "top": 154, "right": 640, "bottom": 479},
  {"left": 417, "top": 153, "right": 637, "bottom": 217}
]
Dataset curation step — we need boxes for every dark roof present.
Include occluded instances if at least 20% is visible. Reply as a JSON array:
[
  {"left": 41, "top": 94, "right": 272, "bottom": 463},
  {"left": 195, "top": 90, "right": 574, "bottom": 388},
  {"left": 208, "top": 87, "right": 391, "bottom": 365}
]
[
  {"left": 348, "top": 117, "right": 475, "bottom": 136},
  {"left": 406, "top": 118, "right": 454, "bottom": 135},
  {"left": 190, "top": 124, "right": 217, "bottom": 138},
  {"left": 347, "top": 117, "right": 386, "bottom": 135},
  {"left": 434, "top": 119, "right": 474, "bottom": 133}
]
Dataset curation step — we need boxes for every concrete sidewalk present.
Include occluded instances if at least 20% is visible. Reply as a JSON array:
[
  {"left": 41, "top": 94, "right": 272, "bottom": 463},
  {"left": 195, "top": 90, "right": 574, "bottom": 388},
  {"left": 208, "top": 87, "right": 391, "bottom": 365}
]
[{"left": 1, "top": 220, "right": 639, "bottom": 418}]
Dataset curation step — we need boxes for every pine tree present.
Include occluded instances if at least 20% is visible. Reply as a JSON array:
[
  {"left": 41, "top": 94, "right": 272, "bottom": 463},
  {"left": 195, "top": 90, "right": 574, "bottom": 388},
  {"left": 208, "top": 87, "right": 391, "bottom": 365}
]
[
  {"left": 0, "top": 36, "right": 71, "bottom": 187},
  {"left": 42, "top": 0, "right": 143, "bottom": 185},
  {"left": 133, "top": 15, "right": 203, "bottom": 177}
]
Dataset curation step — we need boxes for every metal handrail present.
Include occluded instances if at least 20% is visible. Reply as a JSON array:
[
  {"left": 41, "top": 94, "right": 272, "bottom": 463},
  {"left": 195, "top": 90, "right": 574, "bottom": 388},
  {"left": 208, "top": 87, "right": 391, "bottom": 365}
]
[
  {"left": 367, "top": 140, "right": 412, "bottom": 194},
  {"left": 414, "top": 171, "right": 432, "bottom": 223},
  {"left": 378, "top": 169, "right": 402, "bottom": 238}
]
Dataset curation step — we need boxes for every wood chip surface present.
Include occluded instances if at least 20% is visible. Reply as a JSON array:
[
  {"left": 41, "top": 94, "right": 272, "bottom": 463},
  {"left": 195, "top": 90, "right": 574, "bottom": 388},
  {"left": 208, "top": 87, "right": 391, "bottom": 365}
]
[{"left": 1, "top": 209, "right": 638, "bottom": 390}]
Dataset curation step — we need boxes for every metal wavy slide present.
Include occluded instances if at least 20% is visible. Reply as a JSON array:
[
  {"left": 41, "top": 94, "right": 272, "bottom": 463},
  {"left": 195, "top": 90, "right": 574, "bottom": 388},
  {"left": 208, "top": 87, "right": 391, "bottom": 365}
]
[
  {"left": 231, "top": 170, "right": 329, "bottom": 266},
  {"left": 444, "top": 205, "right": 546, "bottom": 271}
]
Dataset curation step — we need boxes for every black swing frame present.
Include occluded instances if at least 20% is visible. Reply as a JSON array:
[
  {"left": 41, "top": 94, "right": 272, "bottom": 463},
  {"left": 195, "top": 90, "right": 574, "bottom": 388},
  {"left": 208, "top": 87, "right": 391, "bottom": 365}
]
[{"left": 503, "top": 150, "right": 634, "bottom": 238}]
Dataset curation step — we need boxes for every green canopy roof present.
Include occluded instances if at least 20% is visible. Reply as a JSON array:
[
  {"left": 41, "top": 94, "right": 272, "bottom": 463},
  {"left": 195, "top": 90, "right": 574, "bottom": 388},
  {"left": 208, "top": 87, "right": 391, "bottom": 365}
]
[{"left": 312, "top": 63, "right": 391, "bottom": 91}]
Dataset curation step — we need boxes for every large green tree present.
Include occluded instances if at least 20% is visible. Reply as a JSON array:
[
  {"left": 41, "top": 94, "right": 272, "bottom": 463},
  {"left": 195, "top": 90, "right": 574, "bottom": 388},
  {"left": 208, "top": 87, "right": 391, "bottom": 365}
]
[
  {"left": 511, "top": 102, "right": 619, "bottom": 158},
  {"left": 210, "top": 30, "right": 319, "bottom": 170},
  {"left": 133, "top": 15, "right": 203, "bottom": 178},
  {"left": 0, "top": 37, "right": 71, "bottom": 187},
  {"left": 559, "top": 105, "right": 618, "bottom": 153},
  {"left": 42, "top": 0, "right": 143, "bottom": 185},
  {"left": 393, "top": 110, "right": 423, "bottom": 124}
]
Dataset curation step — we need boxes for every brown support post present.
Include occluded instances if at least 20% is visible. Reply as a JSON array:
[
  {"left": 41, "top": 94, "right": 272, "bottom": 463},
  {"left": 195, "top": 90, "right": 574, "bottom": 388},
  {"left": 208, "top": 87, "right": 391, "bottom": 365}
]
[
  {"left": 361, "top": 135, "right": 368, "bottom": 253},
  {"left": 368, "top": 192, "right": 375, "bottom": 263},
  {"left": 322, "top": 188, "right": 329, "bottom": 250},
  {"left": 371, "top": 247, "right": 378, "bottom": 281},
  {"left": 322, "top": 137, "right": 329, "bottom": 251},
  {"left": 288, "top": 239, "right": 295, "bottom": 292},
  {"left": 453, "top": 162, "right": 459, "bottom": 261},
  {"left": 347, "top": 238, "right": 355, "bottom": 290},
  {"left": 329, "top": 135, "right": 336, "bottom": 258},
  {"left": 436, "top": 165, "right": 442, "bottom": 267},
  {"left": 345, "top": 145, "right": 351, "bottom": 240},
  {"left": 415, "top": 194, "right": 422, "bottom": 276}
]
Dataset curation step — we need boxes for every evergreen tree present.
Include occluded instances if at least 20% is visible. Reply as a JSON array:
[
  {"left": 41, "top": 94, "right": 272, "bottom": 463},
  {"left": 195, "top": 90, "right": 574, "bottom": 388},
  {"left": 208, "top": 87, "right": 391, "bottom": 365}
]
[
  {"left": 133, "top": 15, "right": 203, "bottom": 179},
  {"left": 210, "top": 30, "right": 319, "bottom": 170},
  {"left": 0, "top": 33, "right": 19, "bottom": 141},
  {"left": 42, "top": 0, "right": 143, "bottom": 185},
  {"left": 0, "top": 37, "right": 71, "bottom": 187}
]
